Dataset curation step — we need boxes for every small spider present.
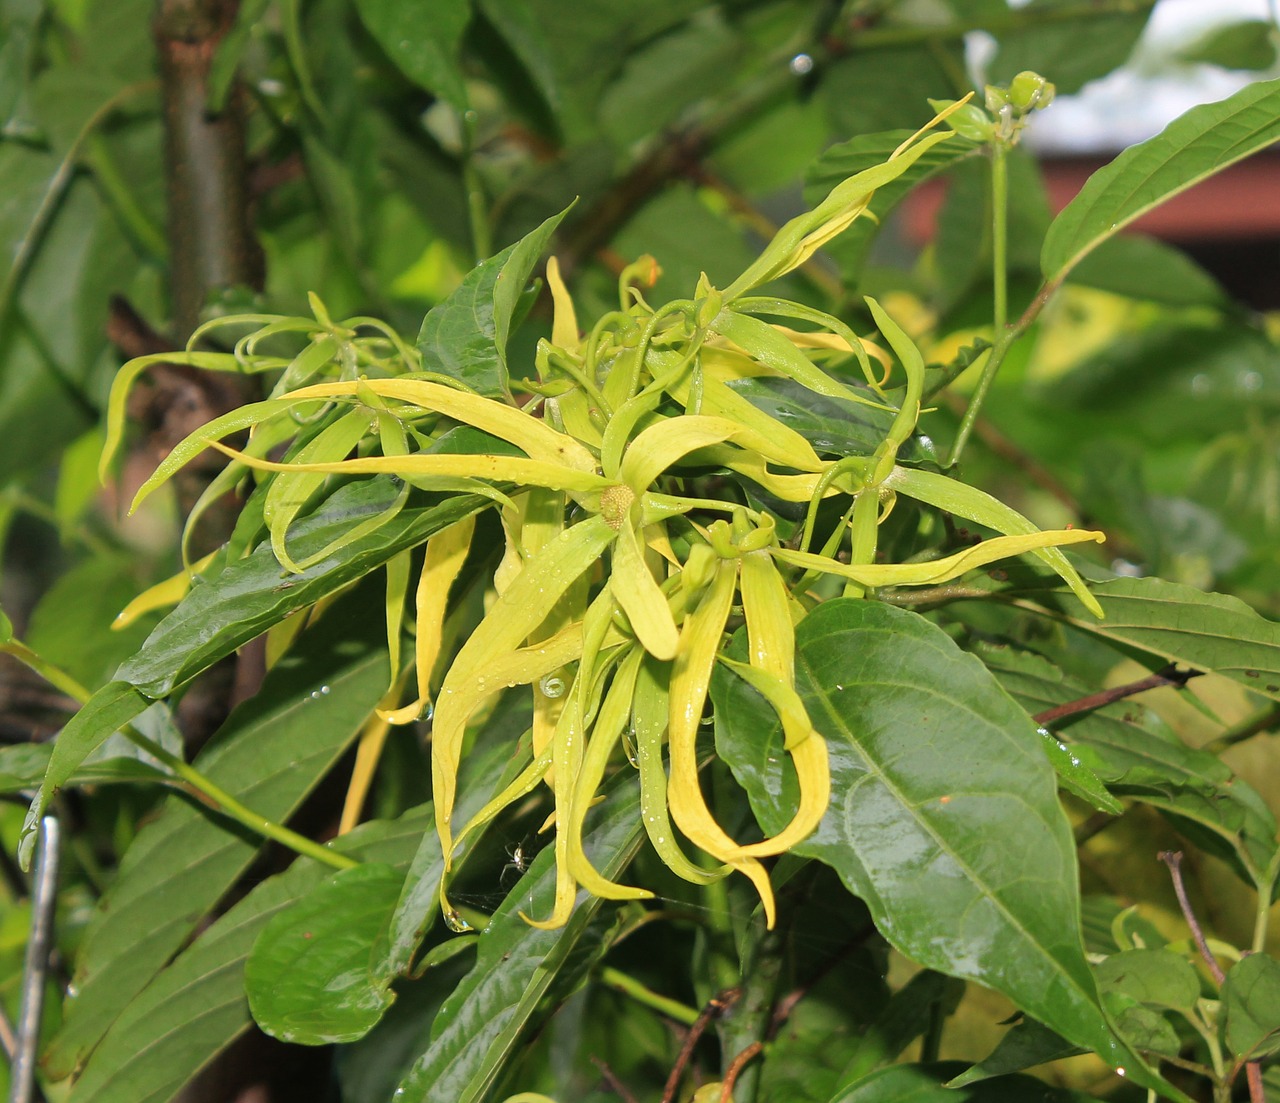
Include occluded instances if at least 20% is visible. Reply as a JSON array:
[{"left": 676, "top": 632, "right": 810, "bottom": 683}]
[{"left": 501, "top": 841, "right": 532, "bottom": 885}]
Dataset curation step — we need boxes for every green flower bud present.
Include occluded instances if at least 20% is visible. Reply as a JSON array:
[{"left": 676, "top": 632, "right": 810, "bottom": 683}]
[
  {"left": 1008, "top": 70, "right": 1055, "bottom": 113},
  {"left": 984, "top": 85, "right": 1011, "bottom": 115}
]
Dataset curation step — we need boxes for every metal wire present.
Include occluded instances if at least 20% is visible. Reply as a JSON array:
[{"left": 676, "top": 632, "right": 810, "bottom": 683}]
[{"left": 8, "top": 816, "right": 58, "bottom": 1103}]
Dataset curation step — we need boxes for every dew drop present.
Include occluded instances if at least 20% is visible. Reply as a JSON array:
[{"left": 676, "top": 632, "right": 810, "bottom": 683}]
[
  {"left": 539, "top": 675, "right": 566, "bottom": 699},
  {"left": 621, "top": 728, "right": 640, "bottom": 768},
  {"left": 789, "top": 52, "right": 813, "bottom": 75},
  {"left": 443, "top": 907, "right": 474, "bottom": 933}
]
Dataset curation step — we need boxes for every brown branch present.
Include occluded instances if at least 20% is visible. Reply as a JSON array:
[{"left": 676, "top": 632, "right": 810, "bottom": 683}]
[
  {"left": 1034, "top": 665, "right": 1199, "bottom": 727},
  {"left": 1159, "top": 850, "right": 1225, "bottom": 985},
  {"left": 590, "top": 1056, "right": 639, "bottom": 1103},
  {"left": 662, "top": 987, "right": 740, "bottom": 1103},
  {"left": 154, "top": 0, "right": 263, "bottom": 341},
  {"left": 720, "top": 1042, "right": 763, "bottom": 1103}
]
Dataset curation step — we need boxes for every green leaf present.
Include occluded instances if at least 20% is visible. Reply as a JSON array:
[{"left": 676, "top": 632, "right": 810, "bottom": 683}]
[
  {"left": 833, "top": 1061, "right": 1099, "bottom": 1102},
  {"left": 1094, "top": 949, "right": 1202, "bottom": 1013},
  {"left": 989, "top": 0, "right": 1150, "bottom": 95},
  {"left": 64, "top": 805, "right": 432, "bottom": 1103},
  {"left": 475, "top": 0, "right": 561, "bottom": 114},
  {"left": 1067, "top": 236, "right": 1226, "bottom": 307},
  {"left": 1180, "top": 20, "right": 1278, "bottom": 72},
  {"left": 0, "top": 742, "right": 171, "bottom": 795},
  {"left": 822, "top": 45, "right": 964, "bottom": 139},
  {"left": 1009, "top": 575, "right": 1280, "bottom": 705},
  {"left": 392, "top": 774, "right": 644, "bottom": 1103},
  {"left": 947, "top": 1018, "right": 1084, "bottom": 1088},
  {"left": 1037, "top": 728, "right": 1123, "bottom": 815},
  {"left": 1042, "top": 77, "right": 1280, "bottom": 280},
  {"left": 19, "top": 680, "right": 150, "bottom": 868},
  {"left": 804, "top": 129, "right": 977, "bottom": 284},
  {"left": 247, "top": 864, "right": 405, "bottom": 1044},
  {"left": 383, "top": 689, "right": 533, "bottom": 978},
  {"left": 833, "top": 971, "right": 966, "bottom": 1088},
  {"left": 714, "top": 600, "right": 1180, "bottom": 1099},
  {"left": 417, "top": 204, "right": 572, "bottom": 399},
  {"left": 353, "top": 0, "right": 471, "bottom": 110},
  {"left": 1107, "top": 1000, "right": 1182, "bottom": 1059},
  {"left": 43, "top": 596, "right": 389, "bottom": 1078},
  {"left": 725, "top": 378, "right": 913, "bottom": 463},
  {"left": 24, "top": 553, "right": 159, "bottom": 689},
  {"left": 1222, "top": 952, "right": 1280, "bottom": 1061},
  {"left": 978, "top": 642, "right": 1278, "bottom": 882},
  {"left": 115, "top": 478, "right": 484, "bottom": 698}
]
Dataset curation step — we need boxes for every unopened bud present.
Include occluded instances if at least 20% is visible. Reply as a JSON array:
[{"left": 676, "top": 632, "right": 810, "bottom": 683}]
[{"left": 1008, "top": 71, "right": 1055, "bottom": 113}]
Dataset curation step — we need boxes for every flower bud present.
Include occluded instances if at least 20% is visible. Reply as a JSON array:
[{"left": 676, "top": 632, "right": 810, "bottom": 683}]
[{"left": 1008, "top": 70, "right": 1055, "bottom": 113}]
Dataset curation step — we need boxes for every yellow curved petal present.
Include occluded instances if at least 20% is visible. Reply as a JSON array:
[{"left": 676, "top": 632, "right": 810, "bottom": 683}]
[
  {"left": 772, "top": 528, "right": 1106, "bottom": 588},
  {"left": 280, "top": 378, "right": 598, "bottom": 471},
  {"left": 666, "top": 560, "right": 776, "bottom": 927}
]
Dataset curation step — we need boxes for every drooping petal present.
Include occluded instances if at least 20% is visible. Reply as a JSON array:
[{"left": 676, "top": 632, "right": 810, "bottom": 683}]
[
  {"left": 772, "top": 528, "right": 1106, "bottom": 589},
  {"left": 666, "top": 559, "right": 777, "bottom": 926}
]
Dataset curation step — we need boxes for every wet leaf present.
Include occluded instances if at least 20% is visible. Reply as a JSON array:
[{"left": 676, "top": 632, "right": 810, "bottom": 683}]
[
  {"left": 247, "top": 864, "right": 405, "bottom": 1044},
  {"left": 715, "top": 600, "right": 1181, "bottom": 1100}
]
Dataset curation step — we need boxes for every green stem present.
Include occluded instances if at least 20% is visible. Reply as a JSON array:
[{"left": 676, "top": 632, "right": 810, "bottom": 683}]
[
  {"left": 1251, "top": 848, "right": 1280, "bottom": 953},
  {"left": 598, "top": 966, "right": 700, "bottom": 1026},
  {"left": 461, "top": 114, "right": 492, "bottom": 263},
  {"left": 84, "top": 134, "right": 169, "bottom": 261},
  {"left": 0, "top": 81, "right": 158, "bottom": 325},
  {"left": 948, "top": 141, "right": 1008, "bottom": 467},
  {"left": 4, "top": 643, "right": 356, "bottom": 873},
  {"left": 1200, "top": 703, "right": 1280, "bottom": 756}
]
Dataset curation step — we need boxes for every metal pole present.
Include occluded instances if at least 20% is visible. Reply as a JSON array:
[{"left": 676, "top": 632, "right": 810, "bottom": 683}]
[{"left": 8, "top": 816, "right": 58, "bottom": 1103}]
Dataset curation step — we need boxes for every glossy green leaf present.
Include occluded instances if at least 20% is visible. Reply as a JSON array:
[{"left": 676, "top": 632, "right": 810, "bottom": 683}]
[
  {"left": 352, "top": 0, "right": 470, "bottom": 110},
  {"left": 1037, "top": 729, "right": 1123, "bottom": 815},
  {"left": 834, "top": 1061, "right": 1099, "bottom": 1102},
  {"left": 393, "top": 774, "right": 644, "bottom": 1103},
  {"left": 43, "top": 598, "right": 389, "bottom": 1078},
  {"left": 725, "top": 377, "right": 908, "bottom": 462},
  {"left": 65, "top": 805, "right": 431, "bottom": 1103},
  {"left": 0, "top": 742, "right": 170, "bottom": 795},
  {"left": 714, "top": 600, "right": 1181, "bottom": 1100},
  {"left": 19, "top": 680, "right": 150, "bottom": 867},
  {"left": 1009, "top": 575, "right": 1280, "bottom": 704},
  {"left": 417, "top": 204, "right": 571, "bottom": 399},
  {"left": 115, "top": 478, "right": 484, "bottom": 697},
  {"left": 1094, "top": 949, "right": 1202, "bottom": 1013},
  {"left": 247, "top": 864, "right": 405, "bottom": 1044},
  {"left": 947, "top": 1018, "right": 1084, "bottom": 1088},
  {"left": 1042, "top": 77, "right": 1280, "bottom": 280},
  {"left": 979, "top": 642, "right": 1278, "bottom": 883},
  {"left": 1222, "top": 952, "right": 1280, "bottom": 1061}
]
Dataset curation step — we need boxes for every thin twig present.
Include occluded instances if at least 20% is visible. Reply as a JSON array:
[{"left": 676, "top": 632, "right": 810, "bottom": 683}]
[
  {"left": 1034, "top": 665, "right": 1199, "bottom": 727},
  {"left": 590, "top": 1056, "right": 640, "bottom": 1103},
  {"left": 720, "top": 1041, "right": 763, "bottom": 1103},
  {"left": 1159, "top": 851, "right": 1225, "bottom": 985},
  {"left": 1201, "top": 703, "right": 1280, "bottom": 756},
  {"left": 1245, "top": 1060, "right": 1265, "bottom": 1103},
  {"left": 661, "top": 987, "right": 740, "bottom": 1103}
]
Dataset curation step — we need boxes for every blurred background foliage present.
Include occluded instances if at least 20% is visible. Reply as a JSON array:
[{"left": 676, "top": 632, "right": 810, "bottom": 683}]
[{"left": 3, "top": 0, "right": 1280, "bottom": 1099}]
